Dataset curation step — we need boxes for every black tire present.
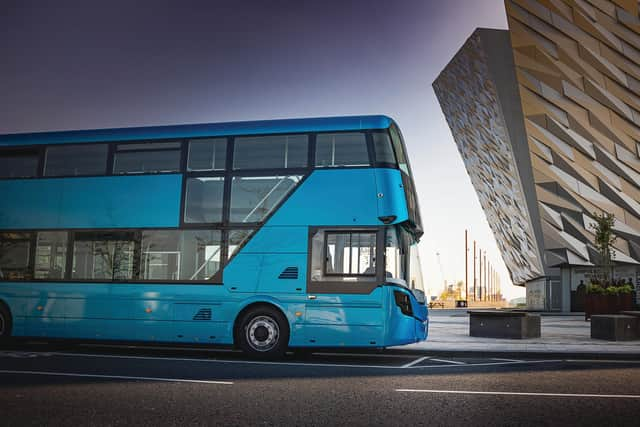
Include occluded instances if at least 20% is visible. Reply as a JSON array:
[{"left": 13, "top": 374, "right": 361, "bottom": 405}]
[
  {"left": 0, "top": 303, "right": 12, "bottom": 346},
  {"left": 236, "top": 306, "right": 289, "bottom": 359}
]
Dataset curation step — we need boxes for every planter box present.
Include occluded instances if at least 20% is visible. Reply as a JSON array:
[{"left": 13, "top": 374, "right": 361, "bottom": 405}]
[
  {"left": 591, "top": 315, "right": 639, "bottom": 341},
  {"left": 468, "top": 311, "right": 541, "bottom": 339},
  {"left": 585, "top": 294, "right": 634, "bottom": 320}
]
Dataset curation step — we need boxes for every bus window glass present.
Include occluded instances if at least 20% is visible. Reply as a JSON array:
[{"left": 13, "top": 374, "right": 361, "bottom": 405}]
[
  {"left": 0, "top": 232, "right": 33, "bottom": 280},
  {"left": 372, "top": 132, "right": 396, "bottom": 164},
  {"left": 184, "top": 177, "right": 225, "bottom": 223},
  {"left": 315, "top": 133, "right": 369, "bottom": 167},
  {"left": 140, "top": 230, "right": 181, "bottom": 280},
  {"left": 0, "top": 150, "right": 39, "bottom": 178},
  {"left": 44, "top": 144, "right": 108, "bottom": 176},
  {"left": 181, "top": 230, "right": 222, "bottom": 281},
  {"left": 230, "top": 175, "right": 302, "bottom": 223},
  {"left": 228, "top": 229, "right": 255, "bottom": 258},
  {"left": 72, "top": 232, "right": 136, "bottom": 281},
  {"left": 113, "top": 142, "right": 181, "bottom": 174},
  {"left": 234, "top": 135, "right": 308, "bottom": 169},
  {"left": 409, "top": 242, "right": 424, "bottom": 292},
  {"left": 187, "top": 138, "right": 227, "bottom": 171},
  {"left": 34, "top": 232, "right": 67, "bottom": 279},
  {"left": 385, "top": 228, "right": 405, "bottom": 282},
  {"left": 325, "top": 232, "right": 376, "bottom": 275},
  {"left": 389, "top": 126, "right": 409, "bottom": 175}
]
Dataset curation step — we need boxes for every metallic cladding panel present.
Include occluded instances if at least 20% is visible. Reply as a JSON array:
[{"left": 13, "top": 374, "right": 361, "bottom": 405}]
[
  {"left": 504, "top": 0, "right": 640, "bottom": 269},
  {"left": 0, "top": 174, "right": 182, "bottom": 229},
  {"left": 433, "top": 29, "right": 545, "bottom": 284},
  {"left": 0, "top": 115, "right": 394, "bottom": 146},
  {"left": 435, "top": 0, "right": 640, "bottom": 285}
]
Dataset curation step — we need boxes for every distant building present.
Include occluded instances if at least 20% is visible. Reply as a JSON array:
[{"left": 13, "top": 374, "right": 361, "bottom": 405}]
[{"left": 433, "top": 1, "right": 640, "bottom": 311}]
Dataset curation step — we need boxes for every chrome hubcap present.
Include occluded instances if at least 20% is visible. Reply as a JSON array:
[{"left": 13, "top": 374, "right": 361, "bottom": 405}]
[{"left": 246, "top": 315, "right": 279, "bottom": 352}]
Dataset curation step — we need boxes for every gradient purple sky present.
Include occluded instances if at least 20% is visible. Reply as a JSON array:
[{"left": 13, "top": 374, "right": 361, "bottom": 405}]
[{"left": 0, "top": 0, "right": 523, "bottom": 299}]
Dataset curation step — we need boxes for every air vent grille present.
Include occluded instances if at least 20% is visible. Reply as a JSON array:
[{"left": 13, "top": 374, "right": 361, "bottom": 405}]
[
  {"left": 193, "top": 308, "right": 212, "bottom": 321},
  {"left": 278, "top": 266, "right": 299, "bottom": 279}
]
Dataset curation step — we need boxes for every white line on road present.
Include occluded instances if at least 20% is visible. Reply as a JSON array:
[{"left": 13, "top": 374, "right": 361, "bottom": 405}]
[
  {"left": 405, "top": 360, "right": 562, "bottom": 369},
  {"left": 491, "top": 358, "right": 523, "bottom": 362},
  {"left": 0, "top": 369, "right": 233, "bottom": 385},
  {"left": 429, "top": 358, "right": 467, "bottom": 365},
  {"left": 401, "top": 356, "right": 430, "bottom": 368},
  {"left": 395, "top": 389, "right": 640, "bottom": 399},
  {"left": 565, "top": 359, "right": 640, "bottom": 364},
  {"left": 0, "top": 351, "right": 565, "bottom": 370}
]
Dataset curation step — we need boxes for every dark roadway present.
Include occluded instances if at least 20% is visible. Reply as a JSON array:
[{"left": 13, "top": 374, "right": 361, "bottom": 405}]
[{"left": 1, "top": 343, "right": 640, "bottom": 426}]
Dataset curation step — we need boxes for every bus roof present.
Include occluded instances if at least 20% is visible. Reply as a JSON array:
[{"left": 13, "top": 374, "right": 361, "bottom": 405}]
[{"left": 0, "top": 115, "right": 395, "bottom": 146}]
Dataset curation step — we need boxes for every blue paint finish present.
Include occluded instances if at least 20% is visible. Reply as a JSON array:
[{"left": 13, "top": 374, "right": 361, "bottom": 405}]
[
  {"left": 374, "top": 168, "right": 409, "bottom": 224},
  {"left": 242, "top": 226, "right": 308, "bottom": 253},
  {"left": 257, "top": 254, "right": 307, "bottom": 294},
  {"left": 0, "top": 115, "right": 394, "bottom": 146},
  {"left": 0, "top": 175, "right": 181, "bottom": 229},
  {"left": 0, "top": 157, "right": 428, "bottom": 349},
  {"left": 268, "top": 169, "right": 380, "bottom": 226}
]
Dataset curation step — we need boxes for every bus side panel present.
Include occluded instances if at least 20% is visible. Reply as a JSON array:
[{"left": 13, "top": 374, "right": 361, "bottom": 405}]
[
  {"left": 301, "top": 290, "right": 385, "bottom": 347},
  {"left": 267, "top": 169, "right": 380, "bottom": 227},
  {"left": 373, "top": 168, "right": 409, "bottom": 224},
  {"left": 0, "top": 175, "right": 181, "bottom": 229}
]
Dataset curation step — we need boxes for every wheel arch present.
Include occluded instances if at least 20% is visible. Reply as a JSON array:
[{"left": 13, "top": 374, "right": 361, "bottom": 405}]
[{"left": 233, "top": 298, "right": 290, "bottom": 347}]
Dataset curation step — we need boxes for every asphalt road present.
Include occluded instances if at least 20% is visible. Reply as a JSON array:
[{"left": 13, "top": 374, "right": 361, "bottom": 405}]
[{"left": 1, "top": 343, "right": 640, "bottom": 426}]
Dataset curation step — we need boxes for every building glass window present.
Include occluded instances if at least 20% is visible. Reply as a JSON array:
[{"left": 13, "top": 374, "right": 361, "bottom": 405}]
[
  {"left": 44, "top": 144, "right": 108, "bottom": 176},
  {"left": 187, "top": 138, "right": 227, "bottom": 171},
  {"left": 72, "top": 232, "right": 137, "bottom": 281},
  {"left": 230, "top": 175, "right": 302, "bottom": 223},
  {"left": 0, "top": 150, "right": 39, "bottom": 178},
  {"left": 233, "top": 134, "right": 308, "bottom": 170},
  {"left": 325, "top": 232, "right": 377, "bottom": 276},
  {"left": 184, "top": 177, "right": 225, "bottom": 223},
  {"left": 34, "top": 232, "right": 67, "bottom": 279},
  {"left": 0, "top": 232, "right": 33, "bottom": 280},
  {"left": 113, "top": 142, "right": 181, "bottom": 174},
  {"left": 372, "top": 132, "right": 396, "bottom": 164},
  {"left": 315, "top": 132, "right": 369, "bottom": 167}
]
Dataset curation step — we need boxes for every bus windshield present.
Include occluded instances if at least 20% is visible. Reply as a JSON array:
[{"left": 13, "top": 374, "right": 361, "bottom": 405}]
[{"left": 385, "top": 225, "right": 423, "bottom": 293}]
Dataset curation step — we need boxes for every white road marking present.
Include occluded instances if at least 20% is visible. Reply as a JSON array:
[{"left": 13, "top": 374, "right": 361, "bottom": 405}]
[
  {"left": 0, "top": 369, "right": 233, "bottom": 385},
  {"left": 395, "top": 389, "right": 640, "bottom": 399},
  {"left": 0, "top": 350, "right": 566, "bottom": 370},
  {"left": 491, "top": 358, "right": 523, "bottom": 362},
  {"left": 565, "top": 359, "right": 640, "bottom": 364},
  {"left": 401, "top": 356, "right": 430, "bottom": 368},
  {"left": 429, "top": 358, "right": 467, "bottom": 365},
  {"left": 405, "top": 360, "right": 562, "bottom": 369}
]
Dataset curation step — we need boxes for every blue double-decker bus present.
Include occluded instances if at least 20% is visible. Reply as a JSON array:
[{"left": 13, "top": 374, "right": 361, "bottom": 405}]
[{"left": 0, "top": 115, "right": 427, "bottom": 357}]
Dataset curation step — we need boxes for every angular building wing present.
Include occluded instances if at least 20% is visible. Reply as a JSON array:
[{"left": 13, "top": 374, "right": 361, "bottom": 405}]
[{"left": 434, "top": 1, "right": 640, "bottom": 311}]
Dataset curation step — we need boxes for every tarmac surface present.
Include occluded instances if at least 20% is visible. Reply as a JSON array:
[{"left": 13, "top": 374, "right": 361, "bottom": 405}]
[
  {"left": 1, "top": 344, "right": 640, "bottom": 426},
  {"left": 397, "top": 309, "right": 640, "bottom": 358}
]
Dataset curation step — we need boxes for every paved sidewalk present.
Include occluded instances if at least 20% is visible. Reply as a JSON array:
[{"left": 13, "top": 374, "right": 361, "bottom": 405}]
[{"left": 394, "top": 309, "right": 640, "bottom": 357}]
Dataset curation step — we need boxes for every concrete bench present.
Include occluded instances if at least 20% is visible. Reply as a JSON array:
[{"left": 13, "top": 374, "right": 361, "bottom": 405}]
[
  {"left": 468, "top": 310, "right": 541, "bottom": 339},
  {"left": 591, "top": 315, "right": 639, "bottom": 341}
]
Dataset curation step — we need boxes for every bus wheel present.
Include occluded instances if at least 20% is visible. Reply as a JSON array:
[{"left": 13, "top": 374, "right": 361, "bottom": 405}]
[
  {"left": 237, "top": 306, "right": 289, "bottom": 359},
  {"left": 0, "top": 304, "right": 12, "bottom": 345}
]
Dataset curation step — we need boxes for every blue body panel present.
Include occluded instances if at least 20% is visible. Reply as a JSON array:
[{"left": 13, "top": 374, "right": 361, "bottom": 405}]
[
  {"left": 0, "top": 115, "right": 393, "bottom": 146},
  {"left": 0, "top": 114, "right": 427, "bottom": 349},
  {"left": 0, "top": 175, "right": 182, "bottom": 229}
]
